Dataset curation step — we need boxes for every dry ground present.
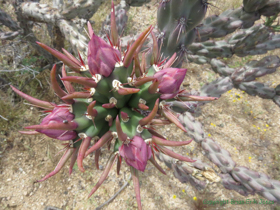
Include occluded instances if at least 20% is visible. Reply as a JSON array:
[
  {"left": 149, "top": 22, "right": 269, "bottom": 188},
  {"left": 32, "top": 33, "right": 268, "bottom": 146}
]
[{"left": 1, "top": 0, "right": 280, "bottom": 210}]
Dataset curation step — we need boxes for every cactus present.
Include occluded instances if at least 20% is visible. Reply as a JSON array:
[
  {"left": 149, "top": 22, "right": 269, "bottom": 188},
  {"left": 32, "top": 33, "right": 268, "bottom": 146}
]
[
  {"left": 10, "top": 2, "right": 220, "bottom": 209},
  {"left": 4, "top": 0, "right": 280, "bottom": 208}
]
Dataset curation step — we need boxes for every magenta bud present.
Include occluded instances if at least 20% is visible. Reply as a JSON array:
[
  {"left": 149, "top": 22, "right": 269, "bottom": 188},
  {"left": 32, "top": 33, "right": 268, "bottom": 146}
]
[
  {"left": 27, "top": 106, "right": 78, "bottom": 140},
  {"left": 119, "top": 136, "right": 152, "bottom": 172},
  {"left": 88, "top": 33, "right": 121, "bottom": 77},
  {"left": 154, "top": 68, "right": 187, "bottom": 99}
]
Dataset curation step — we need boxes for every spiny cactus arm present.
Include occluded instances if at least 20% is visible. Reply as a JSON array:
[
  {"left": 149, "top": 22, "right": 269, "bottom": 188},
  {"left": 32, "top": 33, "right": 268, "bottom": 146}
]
[
  {"left": 186, "top": 56, "right": 280, "bottom": 107},
  {"left": 186, "top": 54, "right": 210, "bottom": 65},
  {"left": 220, "top": 173, "right": 252, "bottom": 196},
  {"left": 199, "top": 77, "right": 234, "bottom": 101},
  {"left": 209, "top": 59, "right": 235, "bottom": 76},
  {"left": 157, "top": 152, "right": 217, "bottom": 191},
  {"left": 231, "top": 25, "right": 280, "bottom": 57},
  {"left": 156, "top": 0, "right": 207, "bottom": 66},
  {"left": 20, "top": 2, "right": 61, "bottom": 24},
  {"left": 53, "top": 0, "right": 64, "bottom": 9},
  {"left": 196, "top": 6, "right": 259, "bottom": 42},
  {"left": 18, "top": 2, "right": 88, "bottom": 57},
  {"left": 231, "top": 166, "right": 280, "bottom": 202},
  {"left": 238, "top": 81, "right": 276, "bottom": 98},
  {"left": 0, "top": 8, "right": 21, "bottom": 31},
  {"left": 209, "top": 57, "right": 280, "bottom": 106},
  {"left": 230, "top": 56, "right": 280, "bottom": 83},
  {"left": 57, "top": 19, "right": 88, "bottom": 56},
  {"left": 196, "top": 0, "right": 280, "bottom": 42},
  {"left": 189, "top": 24, "right": 280, "bottom": 59},
  {"left": 61, "top": 0, "right": 104, "bottom": 20},
  {"left": 173, "top": 112, "right": 280, "bottom": 202},
  {"left": 13, "top": 3, "right": 54, "bottom": 62},
  {"left": 188, "top": 40, "right": 233, "bottom": 59}
]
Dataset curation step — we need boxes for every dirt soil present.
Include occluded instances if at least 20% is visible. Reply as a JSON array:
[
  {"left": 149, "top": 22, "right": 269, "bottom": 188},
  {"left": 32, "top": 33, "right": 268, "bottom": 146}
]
[{"left": 1, "top": 0, "right": 280, "bottom": 210}]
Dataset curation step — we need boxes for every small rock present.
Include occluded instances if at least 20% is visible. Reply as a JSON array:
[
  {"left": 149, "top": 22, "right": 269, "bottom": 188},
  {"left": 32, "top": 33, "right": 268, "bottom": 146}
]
[
  {"left": 218, "top": 123, "right": 224, "bottom": 128},
  {"left": 258, "top": 156, "right": 263, "bottom": 161}
]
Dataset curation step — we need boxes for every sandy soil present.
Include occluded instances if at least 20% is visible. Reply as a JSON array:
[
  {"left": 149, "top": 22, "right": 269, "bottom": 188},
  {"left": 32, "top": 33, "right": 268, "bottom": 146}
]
[{"left": 1, "top": 0, "right": 280, "bottom": 210}]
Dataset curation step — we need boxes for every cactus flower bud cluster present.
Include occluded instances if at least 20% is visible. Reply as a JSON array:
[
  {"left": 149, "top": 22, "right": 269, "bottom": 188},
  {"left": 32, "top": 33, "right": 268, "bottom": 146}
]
[{"left": 11, "top": 2, "right": 218, "bottom": 209}]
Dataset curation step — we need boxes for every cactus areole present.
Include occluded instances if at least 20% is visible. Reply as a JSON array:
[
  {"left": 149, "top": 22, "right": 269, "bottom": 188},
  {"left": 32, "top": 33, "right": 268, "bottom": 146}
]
[{"left": 11, "top": 2, "right": 218, "bottom": 209}]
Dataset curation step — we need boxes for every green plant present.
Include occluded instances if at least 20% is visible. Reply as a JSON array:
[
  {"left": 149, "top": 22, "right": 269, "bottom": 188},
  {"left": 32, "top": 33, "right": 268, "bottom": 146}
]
[{"left": 7, "top": 0, "right": 280, "bottom": 209}]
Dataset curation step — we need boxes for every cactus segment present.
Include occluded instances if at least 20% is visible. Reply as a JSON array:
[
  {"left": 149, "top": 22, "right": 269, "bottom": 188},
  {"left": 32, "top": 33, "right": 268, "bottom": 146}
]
[{"left": 12, "top": 3, "right": 254, "bottom": 209}]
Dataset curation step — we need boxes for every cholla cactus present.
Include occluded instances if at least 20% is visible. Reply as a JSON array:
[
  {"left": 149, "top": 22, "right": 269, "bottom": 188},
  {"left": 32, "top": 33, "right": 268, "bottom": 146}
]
[{"left": 10, "top": 2, "right": 217, "bottom": 209}]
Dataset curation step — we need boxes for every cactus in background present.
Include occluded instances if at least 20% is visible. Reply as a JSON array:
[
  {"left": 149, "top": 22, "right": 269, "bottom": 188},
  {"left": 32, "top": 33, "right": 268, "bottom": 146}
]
[
  {"left": 4, "top": 0, "right": 280, "bottom": 208},
  {"left": 157, "top": 112, "right": 280, "bottom": 203},
  {"left": 10, "top": 2, "right": 218, "bottom": 209}
]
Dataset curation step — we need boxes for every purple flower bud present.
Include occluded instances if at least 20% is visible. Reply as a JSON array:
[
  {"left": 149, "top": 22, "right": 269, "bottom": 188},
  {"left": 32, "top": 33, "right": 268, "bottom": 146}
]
[
  {"left": 154, "top": 68, "right": 187, "bottom": 99},
  {"left": 36, "top": 106, "right": 77, "bottom": 140},
  {"left": 88, "top": 34, "right": 121, "bottom": 77},
  {"left": 119, "top": 136, "right": 152, "bottom": 172}
]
